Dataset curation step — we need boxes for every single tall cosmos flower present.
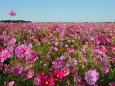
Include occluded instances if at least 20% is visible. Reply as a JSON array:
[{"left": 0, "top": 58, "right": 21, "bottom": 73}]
[
  {"left": 9, "top": 10, "right": 16, "bottom": 16},
  {"left": 15, "top": 44, "right": 29, "bottom": 58},
  {"left": 85, "top": 70, "right": 99, "bottom": 85}
]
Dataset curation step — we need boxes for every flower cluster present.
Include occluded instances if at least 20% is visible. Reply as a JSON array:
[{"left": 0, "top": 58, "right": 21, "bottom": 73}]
[{"left": 0, "top": 23, "right": 114, "bottom": 86}]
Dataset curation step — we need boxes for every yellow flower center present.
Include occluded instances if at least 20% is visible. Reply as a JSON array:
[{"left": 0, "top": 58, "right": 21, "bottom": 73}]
[
  {"left": 57, "top": 74, "right": 59, "bottom": 77},
  {"left": 45, "top": 81, "right": 48, "bottom": 85},
  {"left": 20, "top": 49, "right": 25, "bottom": 53},
  {"left": 64, "top": 70, "right": 66, "bottom": 73},
  {"left": 42, "top": 72, "right": 44, "bottom": 75},
  {"left": 88, "top": 76, "right": 91, "bottom": 80},
  {"left": 3, "top": 54, "right": 7, "bottom": 58},
  {"left": 38, "top": 79, "right": 40, "bottom": 83}
]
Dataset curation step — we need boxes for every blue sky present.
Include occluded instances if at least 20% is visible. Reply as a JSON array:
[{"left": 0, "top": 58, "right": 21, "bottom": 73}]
[{"left": 0, "top": 0, "right": 115, "bottom": 22}]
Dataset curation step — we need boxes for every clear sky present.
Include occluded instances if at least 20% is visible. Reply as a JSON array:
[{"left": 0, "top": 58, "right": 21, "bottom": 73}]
[{"left": 0, "top": 0, "right": 115, "bottom": 22}]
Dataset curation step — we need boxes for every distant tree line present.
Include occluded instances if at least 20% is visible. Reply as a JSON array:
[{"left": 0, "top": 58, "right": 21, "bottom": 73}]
[{"left": 0, "top": 20, "right": 31, "bottom": 23}]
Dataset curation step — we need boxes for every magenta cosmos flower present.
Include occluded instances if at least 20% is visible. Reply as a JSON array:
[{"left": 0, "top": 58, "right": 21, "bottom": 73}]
[
  {"left": 51, "top": 69, "right": 64, "bottom": 82},
  {"left": 9, "top": 10, "right": 16, "bottom": 16},
  {"left": 12, "top": 66, "right": 23, "bottom": 75},
  {"left": 21, "top": 74, "right": 28, "bottom": 81},
  {"left": 40, "top": 75, "right": 54, "bottom": 86},
  {"left": 15, "top": 44, "right": 29, "bottom": 58},
  {"left": 85, "top": 70, "right": 99, "bottom": 85},
  {"left": 0, "top": 49, "right": 12, "bottom": 62}
]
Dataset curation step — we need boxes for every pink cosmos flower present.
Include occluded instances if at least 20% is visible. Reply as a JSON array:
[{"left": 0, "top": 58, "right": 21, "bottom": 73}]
[
  {"left": 9, "top": 10, "right": 16, "bottom": 16},
  {"left": 26, "top": 50, "right": 37, "bottom": 63},
  {"left": 102, "top": 66, "right": 109, "bottom": 74},
  {"left": 92, "top": 49, "right": 103, "bottom": 57},
  {"left": 34, "top": 74, "right": 42, "bottom": 85},
  {"left": 0, "top": 49, "right": 12, "bottom": 62},
  {"left": 50, "top": 46, "right": 58, "bottom": 52},
  {"left": 24, "top": 64, "right": 33, "bottom": 71},
  {"left": 39, "top": 75, "right": 54, "bottom": 86},
  {"left": 27, "top": 43, "right": 33, "bottom": 49},
  {"left": 100, "top": 58, "right": 108, "bottom": 67},
  {"left": 27, "top": 69, "right": 34, "bottom": 78},
  {"left": 7, "top": 38, "right": 16, "bottom": 46},
  {"left": 99, "top": 45, "right": 107, "bottom": 52},
  {"left": 7, "top": 81, "right": 15, "bottom": 86},
  {"left": 67, "top": 48, "right": 77, "bottom": 54},
  {"left": 15, "top": 44, "right": 29, "bottom": 58},
  {"left": 52, "top": 60, "right": 63, "bottom": 69},
  {"left": 69, "top": 58, "right": 77, "bottom": 66},
  {"left": 51, "top": 69, "right": 64, "bottom": 82},
  {"left": 12, "top": 66, "right": 23, "bottom": 75},
  {"left": 59, "top": 32, "right": 65, "bottom": 37},
  {"left": 82, "top": 44, "right": 88, "bottom": 53},
  {"left": 61, "top": 67, "right": 70, "bottom": 76},
  {"left": 85, "top": 70, "right": 99, "bottom": 85}
]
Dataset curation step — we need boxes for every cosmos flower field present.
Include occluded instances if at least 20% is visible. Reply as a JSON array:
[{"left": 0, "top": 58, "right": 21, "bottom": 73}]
[{"left": 0, "top": 22, "right": 115, "bottom": 86}]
